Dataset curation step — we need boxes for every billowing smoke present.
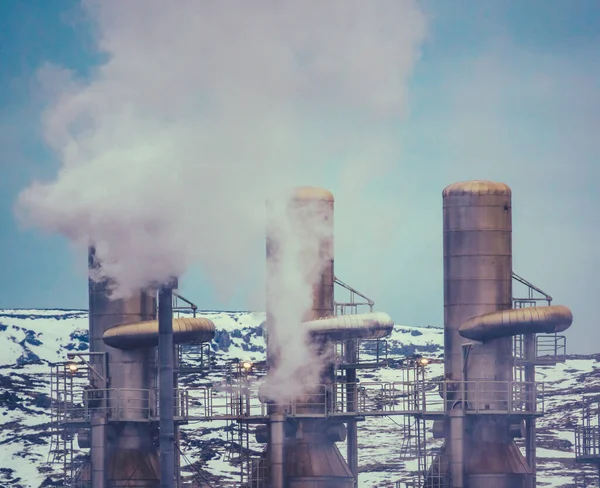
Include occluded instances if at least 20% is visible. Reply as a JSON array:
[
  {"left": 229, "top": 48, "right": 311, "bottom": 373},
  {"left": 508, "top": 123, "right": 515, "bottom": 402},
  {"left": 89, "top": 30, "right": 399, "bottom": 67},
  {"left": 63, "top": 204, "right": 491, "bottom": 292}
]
[
  {"left": 264, "top": 194, "right": 334, "bottom": 399},
  {"left": 16, "top": 1, "right": 426, "bottom": 393}
]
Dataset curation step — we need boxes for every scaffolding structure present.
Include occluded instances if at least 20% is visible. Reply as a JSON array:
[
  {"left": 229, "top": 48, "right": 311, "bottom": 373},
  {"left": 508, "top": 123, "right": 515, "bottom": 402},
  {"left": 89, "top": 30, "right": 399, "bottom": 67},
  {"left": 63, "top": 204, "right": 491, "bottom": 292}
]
[
  {"left": 48, "top": 275, "right": 567, "bottom": 488},
  {"left": 576, "top": 398, "right": 600, "bottom": 485},
  {"left": 48, "top": 361, "right": 90, "bottom": 486},
  {"left": 392, "top": 272, "right": 569, "bottom": 488},
  {"left": 511, "top": 272, "right": 568, "bottom": 488}
]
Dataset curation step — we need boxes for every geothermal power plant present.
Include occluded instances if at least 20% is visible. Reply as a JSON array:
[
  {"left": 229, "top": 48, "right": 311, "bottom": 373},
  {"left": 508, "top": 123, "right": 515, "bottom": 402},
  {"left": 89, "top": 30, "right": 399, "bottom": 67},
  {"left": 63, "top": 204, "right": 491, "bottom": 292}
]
[{"left": 48, "top": 180, "right": 594, "bottom": 488}]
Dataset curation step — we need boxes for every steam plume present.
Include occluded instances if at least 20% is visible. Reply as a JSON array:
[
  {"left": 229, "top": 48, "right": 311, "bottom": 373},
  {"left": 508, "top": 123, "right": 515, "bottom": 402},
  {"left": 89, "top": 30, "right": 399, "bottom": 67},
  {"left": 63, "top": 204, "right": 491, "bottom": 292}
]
[
  {"left": 16, "top": 1, "right": 426, "bottom": 393},
  {"left": 265, "top": 195, "right": 334, "bottom": 398}
]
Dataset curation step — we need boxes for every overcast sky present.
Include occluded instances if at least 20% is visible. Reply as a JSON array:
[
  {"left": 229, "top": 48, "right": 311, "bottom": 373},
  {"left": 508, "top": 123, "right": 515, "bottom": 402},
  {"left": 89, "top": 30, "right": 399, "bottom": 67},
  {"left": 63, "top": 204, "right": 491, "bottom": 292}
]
[{"left": 1, "top": 0, "right": 599, "bottom": 353}]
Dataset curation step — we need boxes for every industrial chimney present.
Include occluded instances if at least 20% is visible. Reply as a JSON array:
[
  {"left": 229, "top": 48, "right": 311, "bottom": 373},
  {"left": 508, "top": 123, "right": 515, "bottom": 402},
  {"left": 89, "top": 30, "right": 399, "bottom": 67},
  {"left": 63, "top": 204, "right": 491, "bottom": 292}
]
[
  {"left": 440, "top": 180, "right": 573, "bottom": 488},
  {"left": 264, "top": 187, "right": 354, "bottom": 488},
  {"left": 84, "top": 248, "right": 160, "bottom": 487}
]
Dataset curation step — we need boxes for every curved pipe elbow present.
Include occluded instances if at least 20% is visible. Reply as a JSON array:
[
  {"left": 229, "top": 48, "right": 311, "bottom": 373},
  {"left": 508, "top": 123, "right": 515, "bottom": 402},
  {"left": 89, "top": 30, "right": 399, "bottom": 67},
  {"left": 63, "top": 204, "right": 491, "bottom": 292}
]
[
  {"left": 103, "top": 317, "right": 216, "bottom": 349},
  {"left": 458, "top": 305, "right": 573, "bottom": 342}
]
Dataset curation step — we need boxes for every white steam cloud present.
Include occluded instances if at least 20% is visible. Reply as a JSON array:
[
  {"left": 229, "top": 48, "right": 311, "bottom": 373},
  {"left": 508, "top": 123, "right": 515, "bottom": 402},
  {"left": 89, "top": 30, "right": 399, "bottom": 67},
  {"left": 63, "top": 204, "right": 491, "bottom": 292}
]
[
  {"left": 16, "top": 1, "right": 426, "bottom": 394},
  {"left": 265, "top": 196, "right": 334, "bottom": 398}
]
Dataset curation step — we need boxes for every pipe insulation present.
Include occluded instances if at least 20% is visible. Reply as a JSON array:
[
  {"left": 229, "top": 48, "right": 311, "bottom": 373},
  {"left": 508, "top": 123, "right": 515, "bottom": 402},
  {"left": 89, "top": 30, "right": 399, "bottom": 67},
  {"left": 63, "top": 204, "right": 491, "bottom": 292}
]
[
  {"left": 103, "top": 317, "right": 216, "bottom": 349},
  {"left": 459, "top": 305, "right": 573, "bottom": 341}
]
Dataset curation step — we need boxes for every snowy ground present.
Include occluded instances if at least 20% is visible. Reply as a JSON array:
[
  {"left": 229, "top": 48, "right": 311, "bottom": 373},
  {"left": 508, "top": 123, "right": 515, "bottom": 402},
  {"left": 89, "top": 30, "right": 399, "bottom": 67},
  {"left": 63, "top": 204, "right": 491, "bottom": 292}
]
[{"left": 0, "top": 309, "right": 598, "bottom": 487}]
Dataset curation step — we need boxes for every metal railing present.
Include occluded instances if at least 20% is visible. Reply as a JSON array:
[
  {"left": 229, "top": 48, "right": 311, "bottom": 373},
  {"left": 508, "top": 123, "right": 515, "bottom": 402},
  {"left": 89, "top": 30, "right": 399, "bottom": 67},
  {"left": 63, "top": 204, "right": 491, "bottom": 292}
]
[
  {"left": 176, "top": 379, "right": 544, "bottom": 421},
  {"left": 333, "top": 276, "right": 374, "bottom": 315},
  {"left": 441, "top": 380, "right": 544, "bottom": 415},
  {"left": 334, "top": 339, "right": 388, "bottom": 367},
  {"left": 396, "top": 453, "right": 448, "bottom": 488},
  {"left": 54, "top": 388, "right": 188, "bottom": 424},
  {"left": 52, "top": 380, "right": 545, "bottom": 424},
  {"left": 513, "top": 333, "right": 567, "bottom": 364},
  {"left": 245, "top": 457, "right": 269, "bottom": 487},
  {"left": 575, "top": 399, "right": 600, "bottom": 463},
  {"left": 536, "top": 334, "right": 567, "bottom": 360},
  {"left": 576, "top": 426, "right": 600, "bottom": 461}
]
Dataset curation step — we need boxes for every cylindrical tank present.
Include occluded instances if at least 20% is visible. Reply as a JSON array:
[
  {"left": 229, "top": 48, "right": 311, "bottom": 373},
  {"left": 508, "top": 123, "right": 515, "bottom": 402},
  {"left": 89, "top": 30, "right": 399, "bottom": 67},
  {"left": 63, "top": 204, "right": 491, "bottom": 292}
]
[
  {"left": 443, "top": 181, "right": 528, "bottom": 488},
  {"left": 443, "top": 180, "right": 513, "bottom": 387},
  {"left": 87, "top": 249, "right": 160, "bottom": 488},
  {"left": 293, "top": 187, "right": 335, "bottom": 321},
  {"left": 266, "top": 186, "right": 334, "bottom": 325},
  {"left": 265, "top": 187, "right": 353, "bottom": 488}
]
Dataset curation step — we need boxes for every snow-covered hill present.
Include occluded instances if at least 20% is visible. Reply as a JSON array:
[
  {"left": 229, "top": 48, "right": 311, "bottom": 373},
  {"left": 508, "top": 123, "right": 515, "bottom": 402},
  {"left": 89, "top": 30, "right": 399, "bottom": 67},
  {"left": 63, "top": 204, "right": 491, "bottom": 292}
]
[{"left": 0, "top": 309, "right": 598, "bottom": 487}]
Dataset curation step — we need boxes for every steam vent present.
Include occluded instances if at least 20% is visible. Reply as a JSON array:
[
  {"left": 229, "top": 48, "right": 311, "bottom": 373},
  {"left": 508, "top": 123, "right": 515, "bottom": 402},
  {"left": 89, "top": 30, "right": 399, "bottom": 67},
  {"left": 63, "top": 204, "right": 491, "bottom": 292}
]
[{"left": 47, "top": 181, "right": 577, "bottom": 488}]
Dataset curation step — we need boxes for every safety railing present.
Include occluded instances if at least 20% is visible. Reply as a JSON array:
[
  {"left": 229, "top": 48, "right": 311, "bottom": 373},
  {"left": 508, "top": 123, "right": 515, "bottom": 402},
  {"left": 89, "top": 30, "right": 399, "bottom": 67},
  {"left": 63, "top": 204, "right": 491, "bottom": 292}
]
[
  {"left": 182, "top": 384, "right": 266, "bottom": 420},
  {"left": 332, "top": 381, "right": 439, "bottom": 416},
  {"left": 244, "top": 457, "right": 269, "bottom": 487},
  {"left": 53, "top": 388, "right": 153, "bottom": 422},
  {"left": 536, "top": 334, "right": 567, "bottom": 361},
  {"left": 395, "top": 453, "right": 448, "bottom": 488},
  {"left": 53, "top": 388, "right": 188, "bottom": 424},
  {"left": 333, "top": 339, "right": 388, "bottom": 368},
  {"left": 332, "top": 380, "right": 543, "bottom": 417},
  {"left": 513, "top": 333, "right": 567, "bottom": 365},
  {"left": 575, "top": 426, "right": 600, "bottom": 461},
  {"left": 53, "top": 379, "right": 544, "bottom": 425},
  {"left": 439, "top": 381, "right": 544, "bottom": 415},
  {"left": 175, "top": 379, "right": 544, "bottom": 421},
  {"left": 284, "top": 386, "right": 330, "bottom": 417},
  {"left": 180, "top": 384, "right": 331, "bottom": 420}
]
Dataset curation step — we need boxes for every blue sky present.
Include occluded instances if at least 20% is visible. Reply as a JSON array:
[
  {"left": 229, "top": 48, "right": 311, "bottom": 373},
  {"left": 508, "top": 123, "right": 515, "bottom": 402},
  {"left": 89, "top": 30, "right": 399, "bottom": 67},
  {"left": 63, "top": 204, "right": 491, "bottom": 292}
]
[{"left": 1, "top": 1, "right": 599, "bottom": 353}]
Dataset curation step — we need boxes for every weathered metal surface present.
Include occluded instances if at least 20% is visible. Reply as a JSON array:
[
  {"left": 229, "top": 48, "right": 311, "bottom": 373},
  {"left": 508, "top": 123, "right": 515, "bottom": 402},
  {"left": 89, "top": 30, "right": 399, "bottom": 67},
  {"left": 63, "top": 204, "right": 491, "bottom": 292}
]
[
  {"left": 265, "top": 187, "right": 359, "bottom": 488},
  {"left": 87, "top": 248, "right": 159, "bottom": 487},
  {"left": 459, "top": 305, "right": 573, "bottom": 341},
  {"left": 303, "top": 312, "right": 394, "bottom": 340},
  {"left": 285, "top": 431, "right": 354, "bottom": 488},
  {"left": 103, "top": 317, "right": 216, "bottom": 349},
  {"left": 294, "top": 186, "right": 335, "bottom": 321},
  {"left": 85, "top": 253, "right": 215, "bottom": 487},
  {"left": 442, "top": 180, "right": 528, "bottom": 488}
]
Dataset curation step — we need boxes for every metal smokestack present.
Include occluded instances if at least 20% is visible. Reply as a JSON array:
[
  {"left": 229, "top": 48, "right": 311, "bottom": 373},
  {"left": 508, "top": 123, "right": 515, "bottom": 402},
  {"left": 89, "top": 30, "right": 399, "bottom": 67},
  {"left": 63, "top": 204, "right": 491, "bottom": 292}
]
[
  {"left": 86, "top": 248, "right": 160, "bottom": 487},
  {"left": 70, "top": 253, "right": 213, "bottom": 488},
  {"left": 158, "top": 281, "right": 176, "bottom": 488},
  {"left": 265, "top": 187, "right": 353, "bottom": 488},
  {"left": 443, "top": 181, "right": 526, "bottom": 488}
]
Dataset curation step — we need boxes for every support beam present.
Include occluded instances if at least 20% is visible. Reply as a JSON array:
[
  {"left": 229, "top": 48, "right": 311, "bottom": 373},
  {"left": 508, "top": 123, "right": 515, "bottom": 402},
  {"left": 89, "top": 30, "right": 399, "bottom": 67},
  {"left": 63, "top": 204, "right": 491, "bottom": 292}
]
[
  {"left": 159, "top": 284, "right": 175, "bottom": 488},
  {"left": 524, "top": 333, "right": 536, "bottom": 488},
  {"left": 345, "top": 340, "right": 359, "bottom": 487},
  {"left": 270, "top": 410, "right": 285, "bottom": 488}
]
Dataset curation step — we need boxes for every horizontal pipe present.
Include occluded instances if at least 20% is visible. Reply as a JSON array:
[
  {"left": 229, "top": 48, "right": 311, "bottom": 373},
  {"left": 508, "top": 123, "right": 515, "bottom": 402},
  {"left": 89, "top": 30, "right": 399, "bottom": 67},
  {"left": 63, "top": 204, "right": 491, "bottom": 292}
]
[
  {"left": 103, "top": 317, "right": 216, "bottom": 349},
  {"left": 458, "top": 305, "right": 573, "bottom": 342},
  {"left": 303, "top": 312, "right": 394, "bottom": 340}
]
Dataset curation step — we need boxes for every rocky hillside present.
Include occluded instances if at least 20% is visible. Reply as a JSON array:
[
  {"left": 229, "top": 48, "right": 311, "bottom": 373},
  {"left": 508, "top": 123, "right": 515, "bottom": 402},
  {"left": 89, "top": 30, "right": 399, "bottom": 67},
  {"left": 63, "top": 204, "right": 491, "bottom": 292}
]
[{"left": 0, "top": 309, "right": 598, "bottom": 487}]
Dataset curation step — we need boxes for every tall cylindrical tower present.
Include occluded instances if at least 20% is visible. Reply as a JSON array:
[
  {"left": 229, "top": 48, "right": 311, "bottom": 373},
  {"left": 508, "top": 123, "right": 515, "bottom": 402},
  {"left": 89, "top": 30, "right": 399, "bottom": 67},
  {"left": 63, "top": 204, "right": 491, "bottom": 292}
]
[
  {"left": 87, "top": 248, "right": 160, "bottom": 488},
  {"left": 264, "top": 187, "right": 353, "bottom": 488},
  {"left": 443, "top": 181, "right": 528, "bottom": 488},
  {"left": 294, "top": 186, "right": 335, "bottom": 321},
  {"left": 265, "top": 186, "right": 334, "bottom": 381}
]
